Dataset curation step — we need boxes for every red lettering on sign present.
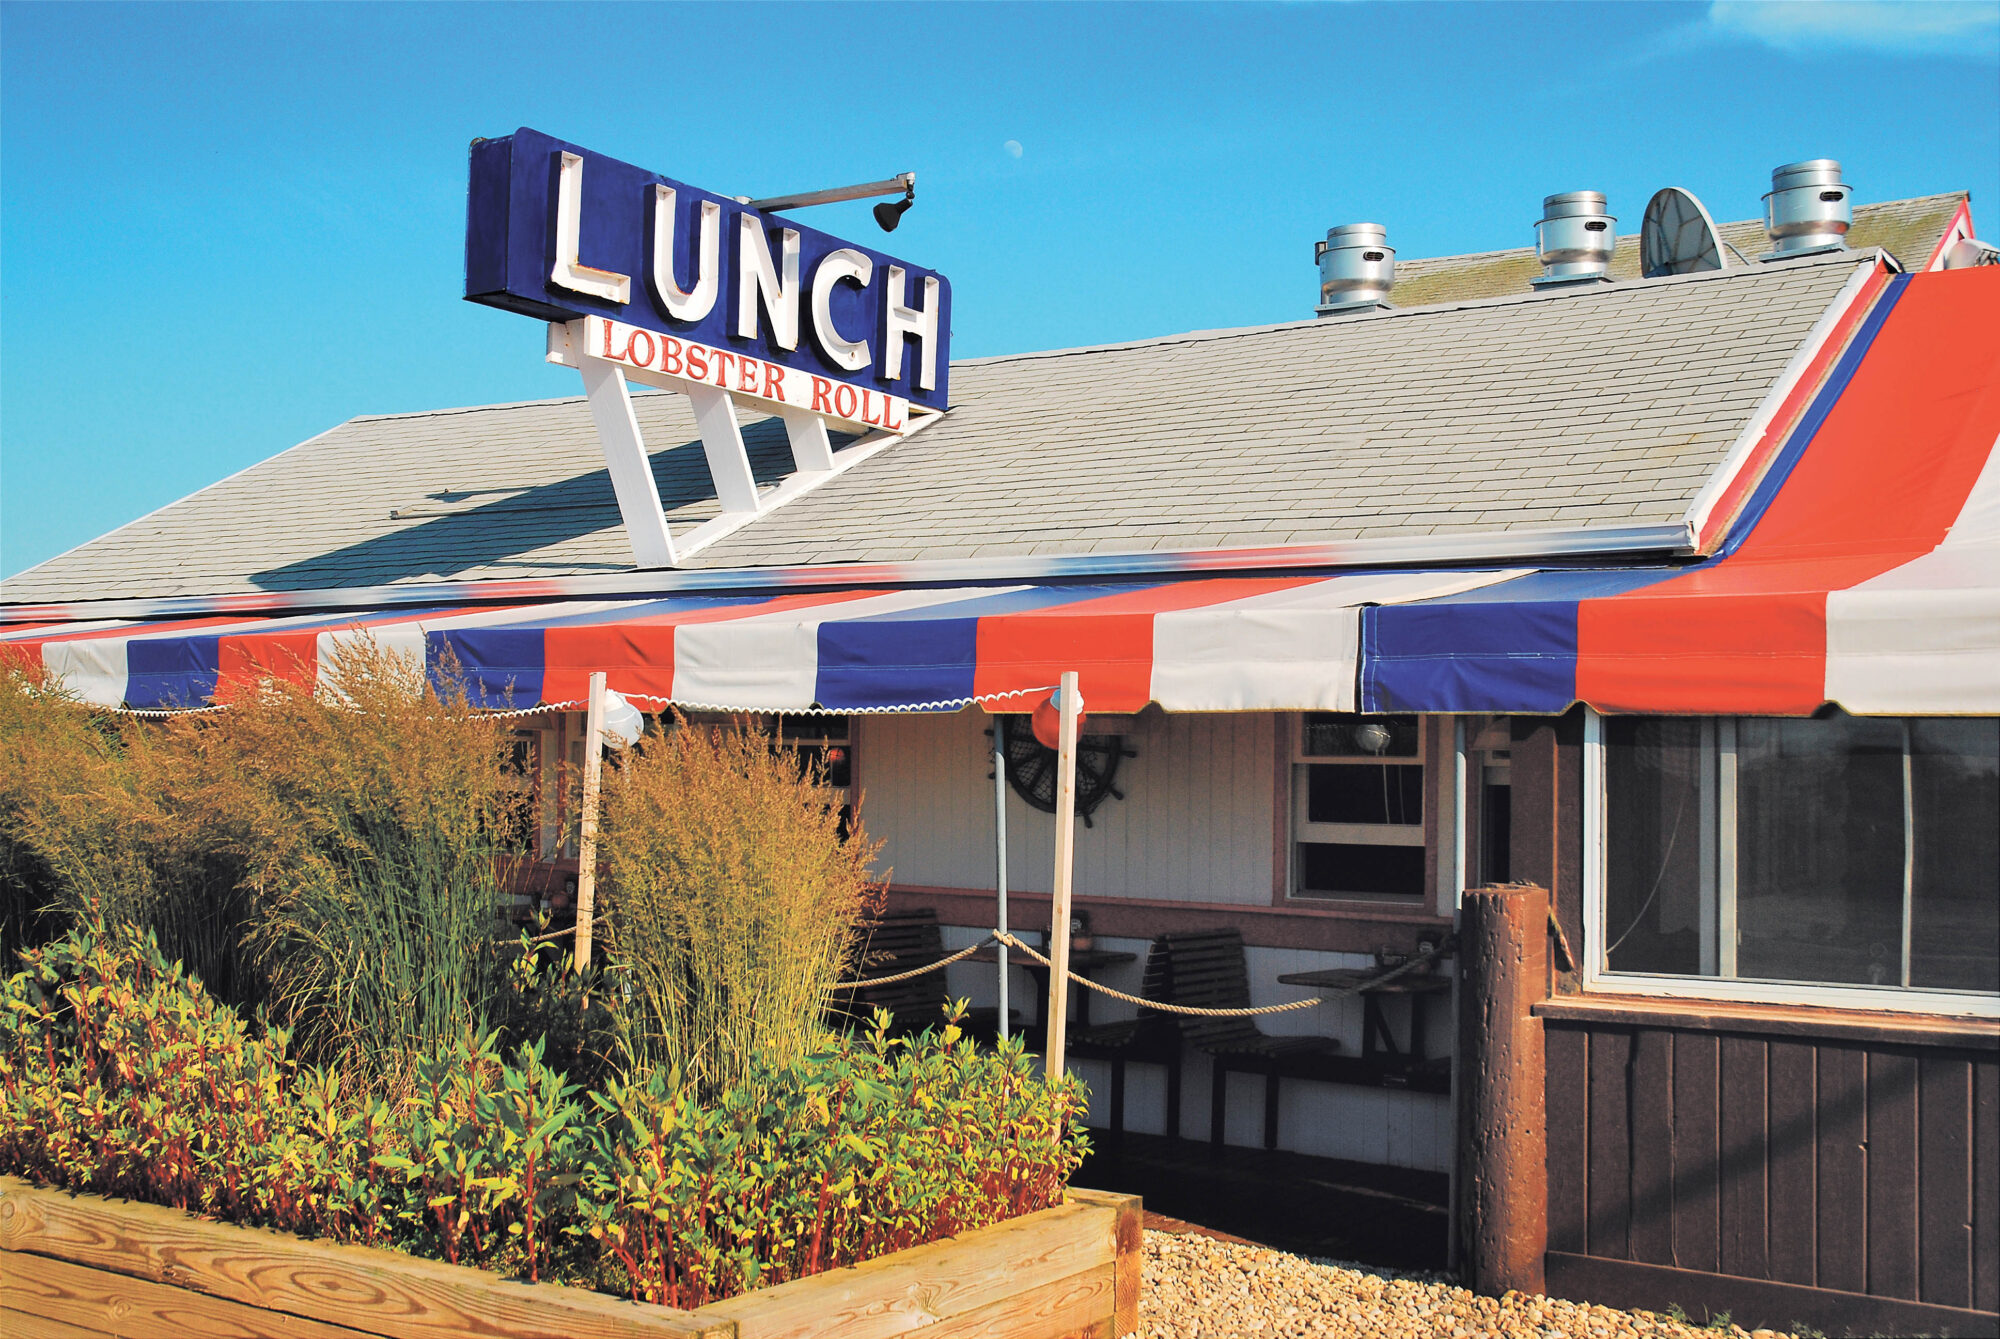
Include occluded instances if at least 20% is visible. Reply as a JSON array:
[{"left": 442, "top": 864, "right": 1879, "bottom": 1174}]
[
  {"left": 713, "top": 351, "right": 735, "bottom": 387},
  {"left": 764, "top": 363, "right": 785, "bottom": 400},
  {"left": 687, "top": 344, "right": 709, "bottom": 380},
  {"left": 600, "top": 319, "right": 616, "bottom": 358},
  {"left": 811, "top": 377, "right": 833, "bottom": 413},
  {"left": 661, "top": 337, "right": 683, "bottom": 376},
  {"left": 862, "top": 389, "right": 887, "bottom": 425},
  {"left": 833, "top": 384, "right": 858, "bottom": 420},
  {"left": 884, "top": 397, "right": 904, "bottom": 432},
  {"left": 625, "top": 330, "right": 655, "bottom": 368},
  {"left": 738, "top": 356, "right": 759, "bottom": 393}
]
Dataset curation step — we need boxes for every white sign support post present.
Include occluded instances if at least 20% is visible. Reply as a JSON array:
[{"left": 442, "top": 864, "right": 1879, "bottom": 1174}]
[
  {"left": 574, "top": 671, "right": 608, "bottom": 973},
  {"left": 1043, "top": 671, "right": 1083, "bottom": 1083}
]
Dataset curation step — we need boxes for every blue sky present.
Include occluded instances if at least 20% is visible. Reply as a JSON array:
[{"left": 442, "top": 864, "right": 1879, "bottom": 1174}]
[{"left": 3, "top": 1, "right": 1996, "bottom": 579}]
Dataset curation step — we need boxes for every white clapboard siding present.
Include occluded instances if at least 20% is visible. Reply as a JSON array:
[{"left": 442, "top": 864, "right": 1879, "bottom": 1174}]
[{"left": 858, "top": 709, "right": 1275, "bottom": 903}]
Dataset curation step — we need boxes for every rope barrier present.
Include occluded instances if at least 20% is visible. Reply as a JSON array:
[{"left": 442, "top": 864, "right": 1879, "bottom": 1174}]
[
  {"left": 517, "top": 923, "right": 1454, "bottom": 1010},
  {"left": 990, "top": 930, "right": 1453, "bottom": 1017},
  {"left": 834, "top": 937, "right": 997, "bottom": 989}
]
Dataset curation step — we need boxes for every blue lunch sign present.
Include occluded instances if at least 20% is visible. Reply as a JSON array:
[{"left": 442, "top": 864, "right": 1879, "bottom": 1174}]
[{"left": 464, "top": 128, "right": 951, "bottom": 414}]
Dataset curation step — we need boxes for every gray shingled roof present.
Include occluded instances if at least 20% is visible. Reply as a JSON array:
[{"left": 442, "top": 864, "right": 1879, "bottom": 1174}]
[{"left": 4, "top": 251, "right": 1868, "bottom": 604}]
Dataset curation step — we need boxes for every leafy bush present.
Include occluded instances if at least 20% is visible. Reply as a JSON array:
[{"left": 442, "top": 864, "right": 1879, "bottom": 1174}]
[
  {"left": 578, "top": 1007, "right": 1087, "bottom": 1306},
  {"left": 600, "top": 716, "right": 883, "bottom": 1097},
  {"left": 0, "top": 919, "right": 1090, "bottom": 1305}
]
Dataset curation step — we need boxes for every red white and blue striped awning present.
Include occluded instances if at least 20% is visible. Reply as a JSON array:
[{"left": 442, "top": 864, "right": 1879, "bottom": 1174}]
[{"left": 4, "top": 267, "right": 1996, "bottom": 718}]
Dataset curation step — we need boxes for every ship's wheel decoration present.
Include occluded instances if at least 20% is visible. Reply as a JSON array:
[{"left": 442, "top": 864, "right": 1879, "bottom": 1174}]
[{"left": 992, "top": 716, "right": 1136, "bottom": 828}]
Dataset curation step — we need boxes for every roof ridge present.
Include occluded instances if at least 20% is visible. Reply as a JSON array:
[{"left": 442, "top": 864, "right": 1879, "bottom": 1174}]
[
  {"left": 1392, "top": 190, "right": 1968, "bottom": 273},
  {"left": 955, "top": 249, "right": 1870, "bottom": 368}
]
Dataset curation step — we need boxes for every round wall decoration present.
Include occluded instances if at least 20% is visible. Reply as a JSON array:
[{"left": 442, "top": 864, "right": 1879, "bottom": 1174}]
[{"left": 994, "top": 716, "right": 1135, "bottom": 827}]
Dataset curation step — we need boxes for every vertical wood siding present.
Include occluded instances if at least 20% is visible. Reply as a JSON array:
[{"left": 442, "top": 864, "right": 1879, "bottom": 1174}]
[
  {"left": 1545, "top": 1020, "right": 1998, "bottom": 1311},
  {"left": 859, "top": 709, "right": 1275, "bottom": 903}
]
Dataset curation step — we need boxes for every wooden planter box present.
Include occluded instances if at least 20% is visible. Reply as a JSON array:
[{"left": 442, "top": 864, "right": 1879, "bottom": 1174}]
[{"left": 0, "top": 1177, "right": 1140, "bottom": 1339}]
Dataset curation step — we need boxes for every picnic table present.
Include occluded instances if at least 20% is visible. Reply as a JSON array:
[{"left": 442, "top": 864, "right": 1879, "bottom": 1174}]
[{"left": 1273, "top": 966, "right": 1451, "bottom": 1065}]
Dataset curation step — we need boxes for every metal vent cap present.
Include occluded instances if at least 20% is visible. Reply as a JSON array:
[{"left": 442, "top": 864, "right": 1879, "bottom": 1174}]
[
  {"left": 1763, "top": 159, "right": 1851, "bottom": 258},
  {"left": 1533, "top": 191, "right": 1616, "bottom": 286},
  {"left": 1316, "top": 222, "right": 1395, "bottom": 316}
]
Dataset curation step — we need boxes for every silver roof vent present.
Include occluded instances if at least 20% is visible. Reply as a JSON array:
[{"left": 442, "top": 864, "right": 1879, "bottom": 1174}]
[
  {"left": 1762, "top": 159, "right": 1852, "bottom": 259},
  {"left": 1315, "top": 223, "right": 1395, "bottom": 316},
  {"left": 1532, "top": 191, "right": 1616, "bottom": 287}
]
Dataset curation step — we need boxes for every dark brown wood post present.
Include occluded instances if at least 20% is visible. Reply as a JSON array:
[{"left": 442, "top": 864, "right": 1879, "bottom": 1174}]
[{"left": 1457, "top": 882, "right": 1551, "bottom": 1297}]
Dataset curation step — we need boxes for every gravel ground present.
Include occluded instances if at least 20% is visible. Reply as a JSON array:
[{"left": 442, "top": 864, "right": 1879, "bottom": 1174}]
[{"left": 1138, "top": 1229, "right": 1799, "bottom": 1339}]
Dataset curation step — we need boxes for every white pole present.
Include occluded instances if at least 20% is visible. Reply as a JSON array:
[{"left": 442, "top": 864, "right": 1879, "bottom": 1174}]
[
  {"left": 574, "top": 671, "right": 607, "bottom": 973},
  {"left": 1044, "top": 671, "right": 1082, "bottom": 1083},
  {"left": 993, "top": 715, "right": 1011, "bottom": 1040}
]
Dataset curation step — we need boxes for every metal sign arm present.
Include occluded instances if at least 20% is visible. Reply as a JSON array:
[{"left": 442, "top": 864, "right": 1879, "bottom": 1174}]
[{"left": 749, "top": 173, "right": 914, "bottom": 214}]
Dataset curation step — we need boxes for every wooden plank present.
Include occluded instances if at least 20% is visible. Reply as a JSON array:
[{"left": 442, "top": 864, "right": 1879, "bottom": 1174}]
[
  {"left": 1544, "top": 1250, "right": 1999, "bottom": 1339},
  {"left": 1106, "top": 1190, "right": 1142, "bottom": 1339},
  {"left": 1, "top": 1305, "right": 106, "bottom": 1339},
  {"left": 1668, "top": 1030, "right": 1720, "bottom": 1278},
  {"left": 697, "top": 1197, "right": 1115, "bottom": 1339},
  {"left": 1534, "top": 996, "right": 2000, "bottom": 1051},
  {"left": 1626, "top": 1028, "right": 1674, "bottom": 1266},
  {"left": 895, "top": 1266, "right": 1113, "bottom": 1339},
  {"left": 1765, "top": 1039, "right": 1817, "bottom": 1286},
  {"left": 1815, "top": 1043, "right": 1868, "bottom": 1293},
  {"left": 1585, "top": 1028, "right": 1631, "bottom": 1262},
  {"left": 1975, "top": 1057, "right": 2000, "bottom": 1314},
  {"left": 1718, "top": 1035, "right": 1769, "bottom": 1280},
  {"left": 1866, "top": 1049, "right": 1921, "bottom": 1300},
  {"left": 1917, "top": 1055, "right": 1974, "bottom": 1309},
  {"left": 0, "top": 1178, "right": 729, "bottom": 1339},
  {"left": 1544, "top": 1025, "right": 1588, "bottom": 1255},
  {"left": 1, "top": 1249, "right": 377, "bottom": 1339}
]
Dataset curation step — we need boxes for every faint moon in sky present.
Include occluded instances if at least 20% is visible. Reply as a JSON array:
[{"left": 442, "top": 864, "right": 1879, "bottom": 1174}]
[{"left": 1003, "top": 139, "right": 1024, "bottom": 158}]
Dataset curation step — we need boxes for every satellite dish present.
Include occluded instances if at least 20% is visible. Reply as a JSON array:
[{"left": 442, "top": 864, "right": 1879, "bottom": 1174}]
[{"left": 1641, "top": 187, "right": 1730, "bottom": 278}]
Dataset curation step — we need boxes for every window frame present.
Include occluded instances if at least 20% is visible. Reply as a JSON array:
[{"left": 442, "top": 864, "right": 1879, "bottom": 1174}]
[
  {"left": 1581, "top": 707, "right": 1999, "bottom": 1018},
  {"left": 503, "top": 724, "right": 560, "bottom": 860},
  {"left": 1285, "top": 712, "right": 1435, "bottom": 907}
]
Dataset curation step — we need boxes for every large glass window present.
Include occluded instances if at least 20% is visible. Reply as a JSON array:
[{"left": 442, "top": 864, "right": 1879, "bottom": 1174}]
[
  {"left": 1599, "top": 713, "right": 1999, "bottom": 1000},
  {"left": 1292, "top": 713, "right": 1427, "bottom": 900}
]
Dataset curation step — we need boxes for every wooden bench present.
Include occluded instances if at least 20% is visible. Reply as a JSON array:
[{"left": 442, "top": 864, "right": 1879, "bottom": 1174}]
[
  {"left": 1147, "top": 929, "right": 1343, "bottom": 1151},
  {"left": 830, "top": 910, "right": 1012, "bottom": 1040}
]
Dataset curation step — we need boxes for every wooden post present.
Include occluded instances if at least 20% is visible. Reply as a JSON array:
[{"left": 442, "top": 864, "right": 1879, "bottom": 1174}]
[
  {"left": 1043, "top": 672, "right": 1081, "bottom": 1082},
  {"left": 993, "top": 716, "right": 1011, "bottom": 1040},
  {"left": 573, "top": 671, "right": 607, "bottom": 973},
  {"left": 1456, "top": 882, "right": 1551, "bottom": 1298}
]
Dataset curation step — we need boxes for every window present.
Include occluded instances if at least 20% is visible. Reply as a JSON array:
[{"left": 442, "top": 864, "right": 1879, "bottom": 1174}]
[
  {"left": 503, "top": 726, "right": 559, "bottom": 857},
  {"left": 1587, "top": 711, "right": 1999, "bottom": 1010},
  {"left": 1291, "top": 713, "right": 1426, "bottom": 900}
]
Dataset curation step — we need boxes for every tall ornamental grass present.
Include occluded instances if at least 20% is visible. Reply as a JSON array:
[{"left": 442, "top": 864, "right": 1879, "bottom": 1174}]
[
  {"left": 0, "top": 663, "right": 260, "bottom": 1002},
  {"left": 0, "top": 645, "right": 527, "bottom": 1079},
  {"left": 601, "top": 717, "right": 883, "bottom": 1097},
  {"left": 201, "top": 642, "right": 525, "bottom": 1077}
]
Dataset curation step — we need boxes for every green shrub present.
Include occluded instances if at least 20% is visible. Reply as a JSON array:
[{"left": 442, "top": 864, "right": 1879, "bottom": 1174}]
[
  {"left": 578, "top": 1006, "right": 1089, "bottom": 1307},
  {"left": 600, "top": 716, "right": 883, "bottom": 1098},
  {"left": 0, "top": 919, "right": 1090, "bottom": 1305}
]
